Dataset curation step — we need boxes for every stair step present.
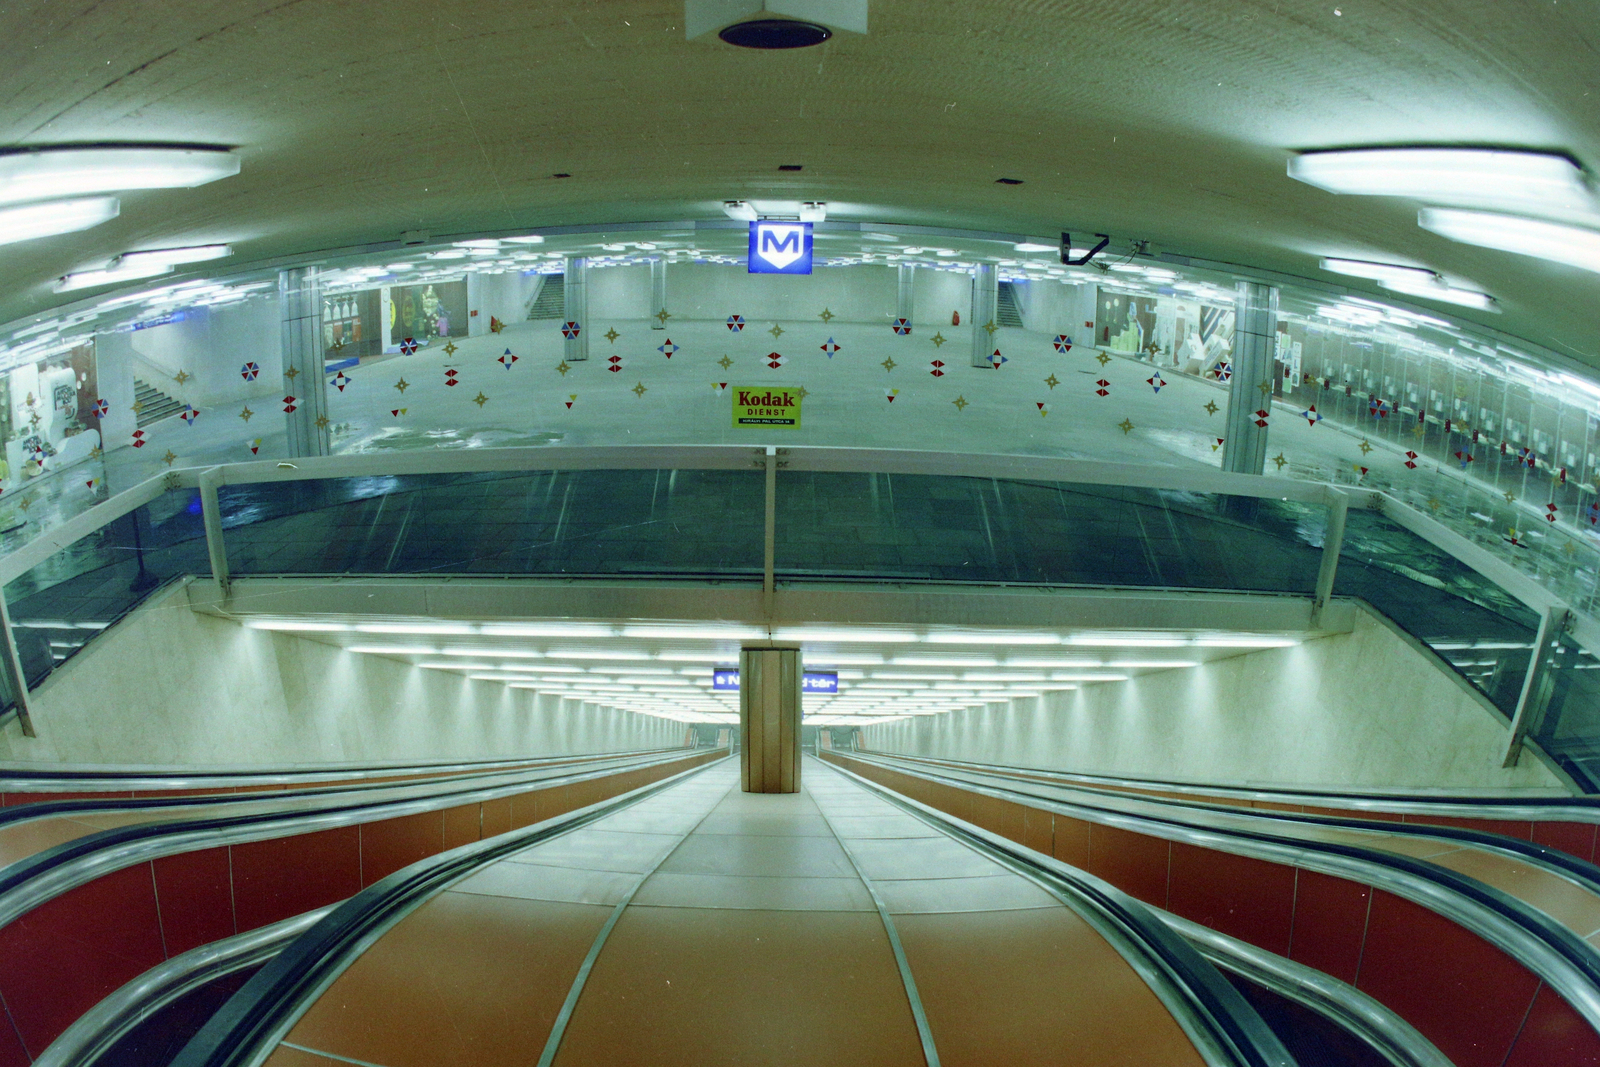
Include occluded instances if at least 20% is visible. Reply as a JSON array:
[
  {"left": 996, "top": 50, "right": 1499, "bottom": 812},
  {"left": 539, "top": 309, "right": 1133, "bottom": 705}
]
[
  {"left": 527, "top": 274, "right": 565, "bottom": 320},
  {"left": 996, "top": 282, "right": 1025, "bottom": 329},
  {"left": 132, "top": 379, "right": 185, "bottom": 428}
]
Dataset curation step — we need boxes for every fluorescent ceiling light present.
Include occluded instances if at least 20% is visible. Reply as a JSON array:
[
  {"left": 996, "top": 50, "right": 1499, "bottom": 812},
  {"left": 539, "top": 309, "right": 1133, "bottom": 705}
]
[
  {"left": 1014, "top": 242, "right": 1056, "bottom": 253},
  {"left": 0, "top": 146, "right": 240, "bottom": 207},
  {"left": 244, "top": 619, "right": 348, "bottom": 632},
  {"left": 1109, "top": 660, "right": 1200, "bottom": 669},
  {"left": 545, "top": 649, "right": 652, "bottom": 660},
  {"left": 892, "top": 656, "right": 999, "bottom": 668},
  {"left": 56, "top": 260, "right": 173, "bottom": 293},
  {"left": 1319, "top": 258, "right": 1437, "bottom": 285},
  {"left": 347, "top": 644, "right": 437, "bottom": 656},
  {"left": 0, "top": 197, "right": 120, "bottom": 247},
  {"left": 722, "top": 200, "right": 758, "bottom": 222},
  {"left": 419, "top": 661, "right": 497, "bottom": 671},
  {"left": 1375, "top": 274, "right": 1499, "bottom": 312},
  {"left": 1193, "top": 636, "right": 1298, "bottom": 648},
  {"left": 1418, "top": 208, "right": 1600, "bottom": 276},
  {"left": 799, "top": 202, "right": 827, "bottom": 223},
  {"left": 619, "top": 624, "right": 767, "bottom": 641},
  {"left": 925, "top": 632, "right": 1059, "bottom": 645},
  {"left": 482, "top": 623, "right": 614, "bottom": 638},
  {"left": 355, "top": 622, "right": 474, "bottom": 635},
  {"left": 119, "top": 244, "right": 233, "bottom": 267},
  {"left": 1289, "top": 148, "right": 1597, "bottom": 217},
  {"left": 770, "top": 628, "right": 919, "bottom": 643},
  {"left": 505, "top": 235, "right": 545, "bottom": 244},
  {"left": 1065, "top": 636, "right": 1188, "bottom": 648}
]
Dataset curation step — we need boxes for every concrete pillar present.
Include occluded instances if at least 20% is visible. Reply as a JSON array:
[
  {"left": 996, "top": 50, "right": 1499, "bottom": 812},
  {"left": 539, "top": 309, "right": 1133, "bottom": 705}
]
[
  {"left": 740, "top": 646, "right": 801, "bottom": 793},
  {"left": 970, "top": 263, "right": 999, "bottom": 368},
  {"left": 564, "top": 256, "right": 589, "bottom": 362},
  {"left": 1221, "top": 281, "right": 1278, "bottom": 476},
  {"left": 279, "top": 267, "right": 329, "bottom": 458},
  {"left": 650, "top": 257, "right": 667, "bottom": 329},
  {"left": 897, "top": 264, "right": 915, "bottom": 327}
]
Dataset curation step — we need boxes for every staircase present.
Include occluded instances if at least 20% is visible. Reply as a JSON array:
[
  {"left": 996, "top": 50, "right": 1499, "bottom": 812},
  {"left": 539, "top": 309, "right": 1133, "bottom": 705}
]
[
  {"left": 996, "top": 282, "right": 1025, "bottom": 329},
  {"left": 133, "top": 379, "right": 184, "bottom": 428},
  {"left": 527, "top": 274, "right": 565, "bottom": 320}
]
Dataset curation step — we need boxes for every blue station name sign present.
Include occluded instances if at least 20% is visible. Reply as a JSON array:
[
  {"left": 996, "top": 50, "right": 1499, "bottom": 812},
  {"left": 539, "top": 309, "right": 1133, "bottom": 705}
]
[
  {"left": 748, "top": 221, "right": 813, "bottom": 274},
  {"left": 712, "top": 669, "right": 839, "bottom": 693}
]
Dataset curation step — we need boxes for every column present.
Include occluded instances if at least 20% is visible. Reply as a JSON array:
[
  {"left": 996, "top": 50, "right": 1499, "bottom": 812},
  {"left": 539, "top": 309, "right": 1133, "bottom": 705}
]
[
  {"left": 969, "top": 263, "right": 998, "bottom": 368},
  {"left": 279, "top": 267, "right": 329, "bottom": 458},
  {"left": 1221, "top": 281, "right": 1278, "bottom": 476},
  {"left": 564, "top": 256, "right": 589, "bottom": 362},
  {"left": 740, "top": 646, "right": 801, "bottom": 793},
  {"left": 650, "top": 257, "right": 667, "bottom": 329},
  {"left": 897, "top": 263, "right": 915, "bottom": 329}
]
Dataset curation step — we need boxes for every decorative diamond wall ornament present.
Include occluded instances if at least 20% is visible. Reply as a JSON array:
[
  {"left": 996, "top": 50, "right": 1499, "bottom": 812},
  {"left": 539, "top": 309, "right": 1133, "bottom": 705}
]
[
  {"left": 1298, "top": 405, "right": 1322, "bottom": 427},
  {"left": 1272, "top": 453, "right": 1288, "bottom": 470},
  {"left": 884, "top": 388, "right": 899, "bottom": 402},
  {"left": 395, "top": 378, "right": 410, "bottom": 392},
  {"left": 1118, "top": 418, "right": 1135, "bottom": 434},
  {"left": 91, "top": 399, "right": 109, "bottom": 418},
  {"left": 712, "top": 382, "right": 729, "bottom": 395},
  {"left": 85, "top": 476, "right": 100, "bottom": 491},
  {"left": 562, "top": 321, "right": 581, "bottom": 339},
  {"left": 893, "top": 318, "right": 912, "bottom": 336},
  {"left": 1147, "top": 373, "right": 1167, "bottom": 393},
  {"left": 565, "top": 395, "right": 576, "bottom": 409},
  {"left": 1095, "top": 379, "right": 1110, "bottom": 397},
  {"left": 820, "top": 338, "right": 840, "bottom": 358},
  {"left": 717, "top": 355, "right": 733, "bottom": 370},
  {"left": 929, "top": 360, "right": 945, "bottom": 377},
  {"left": 1096, "top": 353, "right": 1112, "bottom": 367},
  {"left": 1044, "top": 374, "right": 1060, "bottom": 389},
  {"left": 658, "top": 339, "right": 679, "bottom": 358},
  {"left": 1212, "top": 438, "right": 1225, "bottom": 452},
  {"left": 180, "top": 404, "right": 199, "bottom": 425},
  {"left": 1354, "top": 464, "right": 1369, "bottom": 478},
  {"left": 930, "top": 332, "right": 947, "bottom": 348},
  {"left": 987, "top": 350, "right": 1007, "bottom": 369},
  {"left": 391, "top": 407, "right": 408, "bottom": 416},
  {"left": 726, "top": 315, "right": 745, "bottom": 332},
  {"left": 1037, "top": 403, "right": 1050, "bottom": 417},
  {"left": 131, "top": 430, "right": 146, "bottom": 448},
  {"left": 607, "top": 355, "right": 623, "bottom": 373},
  {"left": 1405, "top": 451, "right": 1419, "bottom": 469},
  {"left": 819, "top": 308, "right": 835, "bottom": 322},
  {"left": 1588, "top": 502, "right": 1600, "bottom": 526},
  {"left": 442, "top": 341, "right": 458, "bottom": 358},
  {"left": 174, "top": 370, "right": 192, "bottom": 386},
  {"left": 400, "top": 338, "right": 419, "bottom": 355},
  {"left": 1369, "top": 398, "right": 1390, "bottom": 418},
  {"left": 557, "top": 360, "right": 572, "bottom": 376},
  {"left": 473, "top": 392, "right": 489, "bottom": 407},
  {"left": 239, "top": 406, "right": 253, "bottom": 422},
  {"left": 769, "top": 323, "right": 784, "bottom": 338},
  {"left": 489, "top": 317, "right": 505, "bottom": 333},
  {"left": 1505, "top": 528, "right": 1525, "bottom": 547},
  {"left": 1053, "top": 335, "right": 1073, "bottom": 353},
  {"left": 766, "top": 353, "right": 787, "bottom": 369},
  {"left": 1254, "top": 409, "right": 1270, "bottom": 428},
  {"left": 444, "top": 369, "right": 460, "bottom": 387},
  {"left": 1213, "top": 360, "right": 1231, "bottom": 381},
  {"left": 248, "top": 438, "right": 261, "bottom": 454},
  {"left": 1204, "top": 400, "right": 1219, "bottom": 416},
  {"left": 283, "top": 396, "right": 298, "bottom": 413},
  {"left": 1546, "top": 504, "right": 1559, "bottom": 523},
  {"left": 605, "top": 327, "right": 621, "bottom": 343},
  {"left": 1519, "top": 447, "right": 1537, "bottom": 469},
  {"left": 240, "top": 362, "right": 259, "bottom": 381},
  {"left": 881, "top": 356, "right": 897, "bottom": 372},
  {"left": 1454, "top": 450, "right": 1475, "bottom": 468},
  {"left": 499, "top": 350, "right": 518, "bottom": 369},
  {"left": 332, "top": 372, "right": 352, "bottom": 392},
  {"left": 1358, "top": 439, "right": 1373, "bottom": 455}
]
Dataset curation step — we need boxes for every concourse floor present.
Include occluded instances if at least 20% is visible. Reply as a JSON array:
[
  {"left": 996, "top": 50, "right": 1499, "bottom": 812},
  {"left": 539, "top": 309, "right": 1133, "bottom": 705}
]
[{"left": 263, "top": 757, "right": 1205, "bottom": 1067}]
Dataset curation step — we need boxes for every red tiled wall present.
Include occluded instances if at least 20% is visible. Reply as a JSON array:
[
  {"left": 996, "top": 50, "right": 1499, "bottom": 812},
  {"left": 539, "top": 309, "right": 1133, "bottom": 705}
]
[{"left": 824, "top": 752, "right": 1593, "bottom": 1067}]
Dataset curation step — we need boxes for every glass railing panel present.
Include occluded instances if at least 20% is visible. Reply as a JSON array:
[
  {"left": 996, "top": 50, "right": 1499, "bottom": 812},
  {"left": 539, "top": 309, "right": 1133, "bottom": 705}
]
[
  {"left": 1530, "top": 640, "right": 1600, "bottom": 791},
  {"left": 219, "top": 469, "right": 764, "bottom": 578},
  {"left": 1331, "top": 510, "right": 1541, "bottom": 717},
  {"left": 2, "top": 489, "right": 210, "bottom": 686},
  {"left": 774, "top": 472, "right": 1326, "bottom": 592}
]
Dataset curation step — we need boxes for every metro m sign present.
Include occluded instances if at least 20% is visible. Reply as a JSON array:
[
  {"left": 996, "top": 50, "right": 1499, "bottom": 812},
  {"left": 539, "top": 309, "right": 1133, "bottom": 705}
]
[{"left": 748, "top": 221, "right": 813, "bottom": 274}]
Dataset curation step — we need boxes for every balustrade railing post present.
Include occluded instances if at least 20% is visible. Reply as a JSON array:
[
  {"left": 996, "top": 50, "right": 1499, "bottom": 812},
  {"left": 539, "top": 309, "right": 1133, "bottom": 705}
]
[
  {"left": 0, "top": 593, "right": 35, "bottom": 737},
  {"left": 199, "top": 467, "right": 230, "bottom": 603},
  {"left": 1311, "top": 488, "right": 1349, "bottom": 627},
  {"left": 1503, "top": 605, "right": 1569, "bottom": 767}
]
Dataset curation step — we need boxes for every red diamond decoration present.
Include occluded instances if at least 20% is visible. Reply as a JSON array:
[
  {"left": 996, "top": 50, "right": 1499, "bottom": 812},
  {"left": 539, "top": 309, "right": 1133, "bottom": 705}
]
[
  {"left": 444, "top": 369, "right": 459, "bottom": 387},
  {"left": 767, "top": 353, "right": 787, "bottom": 369},
  {"left": 930, "top": 360, "right": 945, "bottom": 377},
  {"left": 1404, "top": 451, "right": 1418, "bottom": 469},
  {"left": 283, "top": 396, "right": 297, "bottom": 413},
  {"left": 1095, "top": 379, "right": 1109, "bottom": 397}
]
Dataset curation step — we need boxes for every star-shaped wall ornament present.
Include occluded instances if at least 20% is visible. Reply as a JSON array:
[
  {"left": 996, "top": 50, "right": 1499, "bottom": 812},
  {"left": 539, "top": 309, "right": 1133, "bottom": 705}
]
[
  {"left": 395, "top": 378, "right": 410, "bottom": 392},
  {"left": 314, "top": 414, "right": 330, "bottom": 429},
  {"left": 1505, "top": 490, "right": 1517, "bottom": 503},
  {"left": 983, "top": 320, "right": 999, "bottom": 336},
  {"left": 654, "top": 308, "right": 672, "bottom": 326},
  {"left": 819, "top": 308, "right": 835, "bottom": 322},
  {"left": 162, "top": 449, "right": 178, "bottom": 466},
  {"left": 881, "top": 356, "right": 897, "bottom": 372},
  {"left": 1272, "top": 453, "right": 1288, "bottom": 471},
  {"left": 442, "top": 341, "right": 458, "bottom": 358},
  {"left": 717, "top": 355, "right": 733, "bottom": 370},
  {"left": 1095, "top": 353, "right": 1111, "bottom": 366},
  {"left": 283, "top": 366, "right": 299, "bottom": 381},
  {"left": 239, "top": 406, "right": 253, "bottom": 422},
  {"left": 1257, "top": 379, "right": 1273, "bottom": 398},
  {"left": 769, "top": 323, "right": 784, "bottom": 338},
  {"left": 1359, "top": 439, "right": 1373, "bottom": 455},
  {"left": 174, "top": 370, "right": 192, "bottom": 385},
  {"left": 930, "top": 332, "right": 947, "bottom": 348},
  {"left": 1428, "top": 498, "right": 1442, "bottom": 511},
  {"left": 1204, "top": 400, "right": 1219, "bottom": 416},
  {"left": 1044, "top": 374, "right": 1060, "bottom": 390},
  {"left": 604, "top": 328, "right": 620, "bottom": 343},
  {"left": 88, "top": 445, "right": 103, "bottom": 459},
  {"left": 473, "top": 392, "right": 489, "bottom": 407},
  {"left": 1118, "top": 418, "right": 1135, "bottom": 434},
  {"left": 953, "top": 396, "right": 969, "bottom": 412},
  {"left": 632, "top": 381, "right": 648, "bottom": 398},
  {"left": 556, "top": 360, "right": 572, "bottom": 376},
  {"left": 131, "top": 399, "right": 145, "bottom": 415},
  {"left": 16, "top": 496, "right": 31, "bottom": 511},
  {"left": 795, "top": 386, "right": 810, "bottom": 400}
]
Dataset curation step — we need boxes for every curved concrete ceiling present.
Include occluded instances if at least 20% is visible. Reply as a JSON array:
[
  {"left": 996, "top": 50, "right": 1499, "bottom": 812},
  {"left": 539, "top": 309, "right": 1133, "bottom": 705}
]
[{"left": 1, "top": 1, "right": 1596, "bottom": 364}]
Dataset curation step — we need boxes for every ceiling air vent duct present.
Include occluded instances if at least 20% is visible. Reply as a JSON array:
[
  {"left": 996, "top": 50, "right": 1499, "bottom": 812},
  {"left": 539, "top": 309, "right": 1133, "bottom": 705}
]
[{"left": 686, "top": 0, "right": 867, "bottom": 47}]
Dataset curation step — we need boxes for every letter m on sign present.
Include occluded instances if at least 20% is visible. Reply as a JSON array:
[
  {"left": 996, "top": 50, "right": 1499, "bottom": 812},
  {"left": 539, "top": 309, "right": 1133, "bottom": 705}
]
[{"left": 749, "top": 221, "right": 812, "bottom": 274}]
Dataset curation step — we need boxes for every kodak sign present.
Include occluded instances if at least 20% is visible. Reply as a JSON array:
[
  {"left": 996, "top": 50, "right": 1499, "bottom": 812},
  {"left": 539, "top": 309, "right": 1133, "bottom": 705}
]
[{"left": 733, "top": 385, "right": 803, "bottom": 429}]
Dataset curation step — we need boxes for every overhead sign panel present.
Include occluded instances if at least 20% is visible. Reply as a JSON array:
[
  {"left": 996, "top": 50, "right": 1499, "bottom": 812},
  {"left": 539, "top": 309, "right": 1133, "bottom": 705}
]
[
  {"left": 711, "top": 669, "right": 839, "bottom": 693},
  {"left": 732, "top": 386, "right": 802, "bottom": 429},
  {"left": 748, "top": 221, "right": 813, "bottom": 274}
]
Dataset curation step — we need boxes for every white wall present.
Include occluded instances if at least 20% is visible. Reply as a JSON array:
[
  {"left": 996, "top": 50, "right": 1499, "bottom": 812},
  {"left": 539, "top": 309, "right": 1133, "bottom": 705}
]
[
  {"left": 912, "top": 268, "right": 972, "bottom": 329},
  {"left": 1012, "top": 280, "right": 1095, "bottom": 338},
  {"left": 0, "top": 585, "right": 681, "bottom": 766},
  {"left": 862, "top": 610, "right": 1568, "bottom": 794},
  {"left": 124, "top": 298, "right": 284, "bottom": 409}
]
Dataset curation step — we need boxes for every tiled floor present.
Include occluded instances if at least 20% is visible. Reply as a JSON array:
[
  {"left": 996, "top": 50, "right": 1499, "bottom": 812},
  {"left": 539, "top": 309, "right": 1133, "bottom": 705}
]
[{"left": 263, "top": 758, "right": 1206, "bottom": 1067}]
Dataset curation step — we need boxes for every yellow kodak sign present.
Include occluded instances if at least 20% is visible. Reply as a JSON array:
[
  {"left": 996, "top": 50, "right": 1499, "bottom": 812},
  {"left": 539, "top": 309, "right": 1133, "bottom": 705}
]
[{"left": 732, "top": 385, "right": 802, "bottom": 429}]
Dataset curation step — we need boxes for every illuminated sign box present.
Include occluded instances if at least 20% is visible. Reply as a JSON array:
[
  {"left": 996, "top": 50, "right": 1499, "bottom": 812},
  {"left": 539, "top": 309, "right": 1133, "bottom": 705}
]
[
  {"left": 748, "top": 221, "right": 813, "bottom": 274},
  {"left": 712, "top": 669, "right": 839, "bottom": 693},
  {"left": 732, "top": 386, "right": 802, "bottom": 429}
]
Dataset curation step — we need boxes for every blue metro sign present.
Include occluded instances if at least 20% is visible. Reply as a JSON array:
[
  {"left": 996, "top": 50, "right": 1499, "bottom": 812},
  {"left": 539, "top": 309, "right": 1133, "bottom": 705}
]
[
  {"left": 748, "top": 221, "right": 813, "bottom": 274},
  {"left": 711, "top": 669, "right": 839, "bottom": 693}
]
